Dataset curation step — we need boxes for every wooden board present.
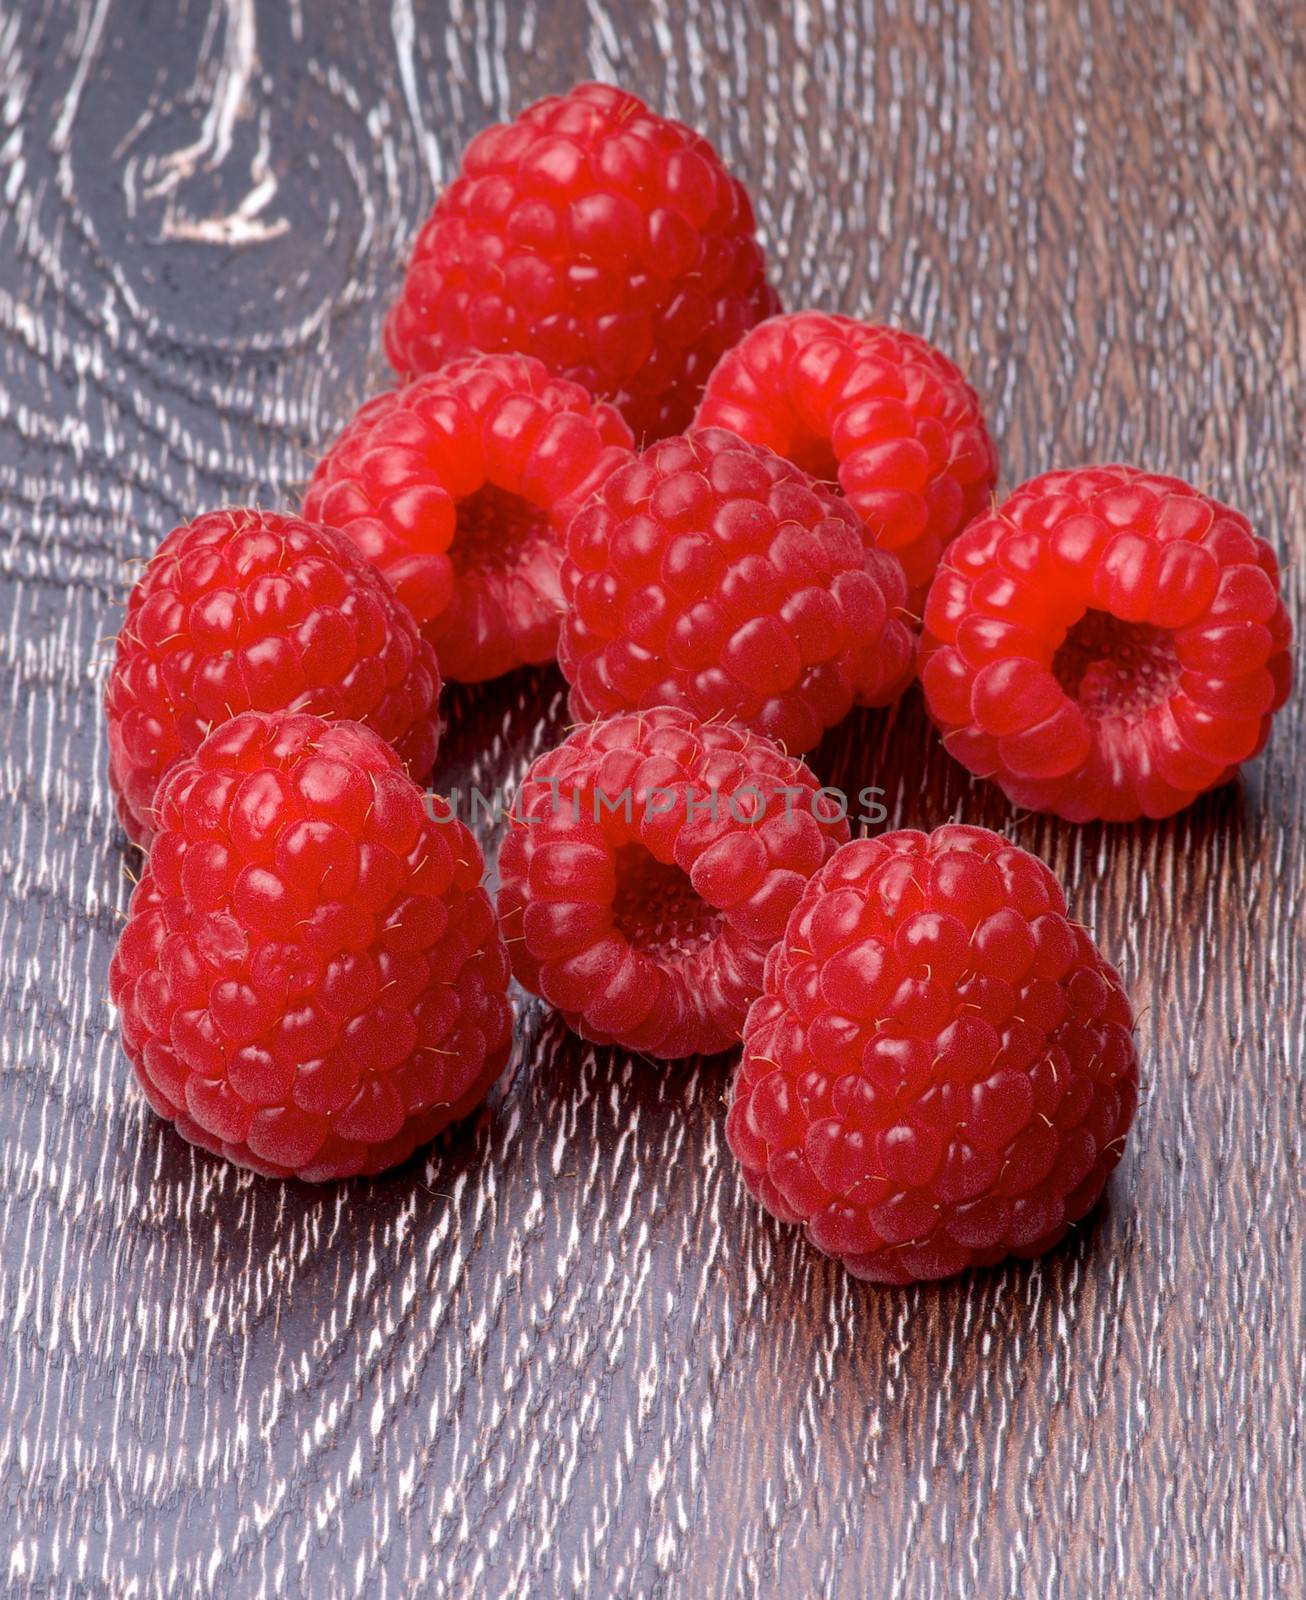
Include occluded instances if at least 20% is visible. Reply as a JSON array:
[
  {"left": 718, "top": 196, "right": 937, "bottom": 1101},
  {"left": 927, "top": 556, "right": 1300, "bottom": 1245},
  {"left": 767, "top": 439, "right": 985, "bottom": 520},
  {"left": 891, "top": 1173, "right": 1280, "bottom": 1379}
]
[{"left": 1, "top": 1, "right": 1301, "bottom": 1594}]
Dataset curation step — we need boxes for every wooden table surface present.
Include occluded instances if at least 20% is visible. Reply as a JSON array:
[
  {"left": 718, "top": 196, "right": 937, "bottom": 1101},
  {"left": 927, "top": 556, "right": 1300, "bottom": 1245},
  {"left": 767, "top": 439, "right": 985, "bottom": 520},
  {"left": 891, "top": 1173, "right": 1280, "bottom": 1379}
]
[{"left": 2, "top": 2, "right": 1302, "bottom": 1596}]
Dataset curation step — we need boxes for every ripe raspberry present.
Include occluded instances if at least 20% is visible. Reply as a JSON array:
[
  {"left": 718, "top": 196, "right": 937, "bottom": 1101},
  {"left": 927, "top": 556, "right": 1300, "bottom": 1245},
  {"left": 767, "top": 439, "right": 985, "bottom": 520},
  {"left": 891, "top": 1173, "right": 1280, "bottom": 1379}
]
[
  {"left": 727, "top": 825, "right": 1139, "bottom": 1283},
  {"left": 918, "top": 467, "right": 1294, "bottom": 821},
  {"left": 496, "top": 706, "right": 850, "bottom": 1059},
  {"left": 106, "top": 508, "right": 441, "bottom": 845},
  {"left": 694, "top": 312, "right": 998, "bottom": 606},
  {"left": 558, "top": 428, "right": 915, "bottom": 754},
  {"left": 304, "top": 353, "right": 633, "bottom": 683},
  {"left": 109, "top": 711, "right": 512, "bottom": 1180},
  {"left": 382, "top": 81, "right": 780, "bottom": 442}
]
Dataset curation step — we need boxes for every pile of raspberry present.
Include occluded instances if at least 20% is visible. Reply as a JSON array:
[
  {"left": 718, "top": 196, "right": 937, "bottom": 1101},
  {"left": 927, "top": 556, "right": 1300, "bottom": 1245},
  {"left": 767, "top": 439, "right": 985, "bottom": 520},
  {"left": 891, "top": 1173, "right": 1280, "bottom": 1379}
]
[{"left": 103, "top": 81, "right": 1292, "bottom": 1286}]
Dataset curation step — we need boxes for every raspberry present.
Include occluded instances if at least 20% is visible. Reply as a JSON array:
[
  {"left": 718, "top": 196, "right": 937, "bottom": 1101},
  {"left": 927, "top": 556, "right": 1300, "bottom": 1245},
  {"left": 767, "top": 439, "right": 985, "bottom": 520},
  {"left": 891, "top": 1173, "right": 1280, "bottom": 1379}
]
[
  {"left": 496, "top": 706, "right": 850, "bottom": 1059},
  {"left": 109, "top": 711, "right": 512, "bottom": 1180},
  {"left": 304, "top": 354, "right": 633, "bottom": 683},
  {"left": 918, "top": 467, "right": 1294, "bottom": 821},
  {"left": 382, "top": 81, "right": 780, "bottom": 442},
  {"left": 558, "top": 428, "right": 915, "bottom": 754},
  {"left": 727, "top": 825, "right": 1139, "bottom": 1283},
  {"left": 106, "top": 508, "right": 442, "bottom": 845},
  {"left": 694, "top": 312, "right": 998, "bottom": 606}
]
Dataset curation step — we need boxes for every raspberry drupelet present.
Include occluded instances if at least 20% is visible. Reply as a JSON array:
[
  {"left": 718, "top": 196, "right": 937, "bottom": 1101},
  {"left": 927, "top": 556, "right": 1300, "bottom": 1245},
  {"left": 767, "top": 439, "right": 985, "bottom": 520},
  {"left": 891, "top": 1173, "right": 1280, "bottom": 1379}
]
[
  {"left": 105, "top": 508, "right": 442, "bottom": 845},
  {"left": 727, "top": 826, "right": 1139, "bottom": 1283},
  {"left": 496, "top": 706, "right": 851, "bottom": 1059},
  {"left": 918, "top": 467, "right": 1294, "bottom": 821},
  {"left": 304, "top": 353, "right": 634, "bottom": 683},
  {"left": 694, "top": 312, "right": 998, "bottom": 608},
  {"left": 109, "top": 711, "right": 513, "bottom": 1180},
  {"left": 558, "top": 427, "right": 915, "bottom": 754},
  {"left": 382, "top": 81, "right": 780, "bottom": 442}
]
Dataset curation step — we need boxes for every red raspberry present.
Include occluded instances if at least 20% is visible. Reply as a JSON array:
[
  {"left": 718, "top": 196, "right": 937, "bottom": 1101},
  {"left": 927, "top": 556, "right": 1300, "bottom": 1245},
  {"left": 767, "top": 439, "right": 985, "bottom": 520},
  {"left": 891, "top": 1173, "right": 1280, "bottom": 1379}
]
[
  {"left": 496, "top": 706, "right": 851, "bottom": 1059},
  {"left": 694, "top": 312, "right": 998, "bottom": 607},
  {"left": 304, "top": 354, "right": 633, "bottom": 683},
  {"left": 106, "top": 508, "right": 441, "bottom": 845},
  {"left": 727, "top": 826, "right": 1139, "bottom": 1283},
  {"left": 919, "top": 467, "right": 1294, "bottom": 821},
  {"left": 382, "top": 81, "right": 780, "bottom": 442},
  {"left": 109, "top": 711, "right": 512, "bottom": 1180},
  {"left": 558, "top": 428, "right": 915, "bottom": 754}
]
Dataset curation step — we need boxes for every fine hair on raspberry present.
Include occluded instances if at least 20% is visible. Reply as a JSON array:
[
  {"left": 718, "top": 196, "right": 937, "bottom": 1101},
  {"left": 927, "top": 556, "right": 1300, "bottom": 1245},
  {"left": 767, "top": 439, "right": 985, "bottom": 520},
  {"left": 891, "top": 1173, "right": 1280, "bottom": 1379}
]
[
  {"left": 382, "top": 81, "right": 780, "bottom": 442},
  {"left": 110, "top": 710, "right": 513, "bottom": 1180},
  {"left": 559, "top": 426, "right": 915, "bottom": 754},
  {"left": 304, "top": 352, "right": 634, "bottom": 683},
  {"left": 105, "top": 508, "right": 443, "bottom": 844},
  {"left": 918, "top": 466, "right": 1294, "bottom": 821},
  {"left": 727, "top": 825, "right": 1139, "bottom": 1283},
  {"left": 496, "top": 705, "right": 852, "bottom": 1060},
  {"left": 694, "top": 311, "right": 999, "bottom": 607}
]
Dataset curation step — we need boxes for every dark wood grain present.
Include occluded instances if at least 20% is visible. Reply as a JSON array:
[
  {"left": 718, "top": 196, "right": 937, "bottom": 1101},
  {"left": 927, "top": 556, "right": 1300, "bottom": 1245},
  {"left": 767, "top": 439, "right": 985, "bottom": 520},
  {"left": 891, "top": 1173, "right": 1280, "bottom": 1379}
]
[{"left": 1, "top": 1, "right": 1302, "bottom": 1595}]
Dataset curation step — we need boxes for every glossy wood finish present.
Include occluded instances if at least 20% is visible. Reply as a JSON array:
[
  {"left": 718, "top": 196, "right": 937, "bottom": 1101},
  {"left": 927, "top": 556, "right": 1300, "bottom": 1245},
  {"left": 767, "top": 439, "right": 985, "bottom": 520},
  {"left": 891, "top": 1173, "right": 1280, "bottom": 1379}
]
[{"left": 1, "top": 2, "right": 1301, "bottom": 1594}]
